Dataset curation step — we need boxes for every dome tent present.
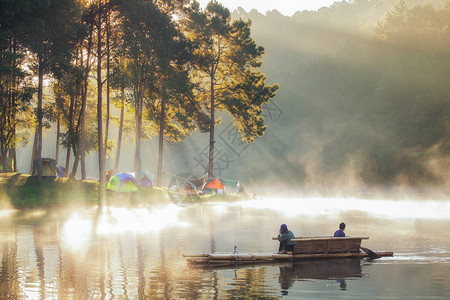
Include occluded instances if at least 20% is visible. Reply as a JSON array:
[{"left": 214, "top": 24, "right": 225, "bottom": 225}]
[
  {"left": 203, "top": 178, "right": 225, "bottom": 194},
  {"left": 139, "top": 170, "right": 154, "bottom": 187},
  {"left": 106, "top": 173, "right": 137, "bottom": 192}
]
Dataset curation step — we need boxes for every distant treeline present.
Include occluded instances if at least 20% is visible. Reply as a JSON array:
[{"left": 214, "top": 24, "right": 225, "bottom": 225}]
[{"left": 231, "top": 0, "right": 449, "bottom": 189}]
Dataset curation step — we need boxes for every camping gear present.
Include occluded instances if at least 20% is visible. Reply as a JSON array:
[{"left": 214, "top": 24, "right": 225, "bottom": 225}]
[
  {"left": 106, "top": 173, "right": 137, "bottom": 192},
  {"left": 32, "top": 158, "right": 57, "bottom": 177},
  {"left": 184, "top": 236, "right": 393, "bottom": 267},
  {"left": 140, "top": 171, "right": 154, "bottom": 187},
  {"left": 56, "top": 165, "right": 65, "bottom": 177},
  {"left": 167, "top": 173, "right": 202, "bottom": 205},
  {"left": 220, "top": 179, "right": 244, "bottom": 194},
  {"left": 203, "top": 178, "right": 225, "bottom": 194},
  {"left": 201, "top": 178, "right": 246, "bottom": 195}
]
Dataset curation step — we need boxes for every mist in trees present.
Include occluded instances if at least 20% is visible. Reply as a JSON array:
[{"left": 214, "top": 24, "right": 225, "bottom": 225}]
[{"left": 231, "top": 0, "right": 449, "bottom": 190}]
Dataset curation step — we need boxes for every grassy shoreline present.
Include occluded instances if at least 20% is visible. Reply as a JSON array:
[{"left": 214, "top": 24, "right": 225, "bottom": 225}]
[
  {"left": 0, "top": 172, "right": 169, "bottom": 209},
  {"left": 0, "top": 172, "right": 244, "bottom": 209}
]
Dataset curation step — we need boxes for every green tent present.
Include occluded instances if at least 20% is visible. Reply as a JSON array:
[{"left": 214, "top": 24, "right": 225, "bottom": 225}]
[
  {"left": 219, "top": 178, "right": 245, "bottom": 195},
  {"left": 106, "top": 173, "right": 137, "bottom": 193}
]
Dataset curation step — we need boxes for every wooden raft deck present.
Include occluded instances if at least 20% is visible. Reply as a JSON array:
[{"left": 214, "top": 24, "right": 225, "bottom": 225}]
[
  {"left": 275, "top": 236, "right": 368, "bottom": 254},
  {"left": 184, "top": 236, "right": 393, "bottom": 267},
  {"left": 184, "top": 251, "right": 393, "bottom": 267}
]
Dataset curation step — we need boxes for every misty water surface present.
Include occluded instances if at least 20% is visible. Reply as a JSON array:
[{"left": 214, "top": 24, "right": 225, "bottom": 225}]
[{"left": 0, "top": 195, "right": 449, "bottom": 299}]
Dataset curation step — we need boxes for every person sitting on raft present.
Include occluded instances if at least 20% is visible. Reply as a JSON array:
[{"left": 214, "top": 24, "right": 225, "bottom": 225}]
[
  {"left": 334, "top": 222, "right": 346, "bottom": 237},
  {"left": 277, "top": 224, "right": 296, "bottom": 254}
]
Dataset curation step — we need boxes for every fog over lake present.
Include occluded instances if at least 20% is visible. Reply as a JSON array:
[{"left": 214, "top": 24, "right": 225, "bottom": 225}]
[{"left": 1, "top": 195, "right": 449, "bottom": 298}]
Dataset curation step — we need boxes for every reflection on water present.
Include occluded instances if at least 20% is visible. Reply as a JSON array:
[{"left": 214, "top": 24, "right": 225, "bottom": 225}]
[
  {"left": 63, "top": 212, "right": 92, "bottom": 250},
  {"left": 278, "top": 259, "right": 362, "bottom": 294},
  {"left": 0, "top": 196, "right": 449, "bottom": 298}
]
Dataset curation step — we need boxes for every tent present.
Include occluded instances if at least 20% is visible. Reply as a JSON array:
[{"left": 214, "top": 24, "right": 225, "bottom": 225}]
[
  {"left": 32, "top": 158, "right": 57, "bottom": 177},
  {"left": 220, "top": 179, "right": 244, "bottom": 195},
  {"left": 106, "top": 172, "right": 137, "bottom": 192},
  {"left": 56, "top": 165, "right": 66, "bottom": 177},
  {"left": 0, "top": 156, "right": 14, "bottom": 172},
  {"left": 139, "top": 171, "right": 154, "bottom": 187},
  {"left": 203, "top": 178, "right": 225, "bottom": 194}
]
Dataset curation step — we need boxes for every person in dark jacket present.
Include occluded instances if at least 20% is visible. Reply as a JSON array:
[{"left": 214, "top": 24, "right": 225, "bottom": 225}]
[
  {"left": 334, "top": 222, "right": 346, "bottom": 237},
  {"left": 277, "top": 224, "right": 296, "bottom": 254}
]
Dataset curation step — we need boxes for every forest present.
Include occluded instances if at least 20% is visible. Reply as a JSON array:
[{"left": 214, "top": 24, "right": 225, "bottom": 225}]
[
  {"left": 1, "top": 0, "right": 449, "bottom": 193},
  {"left": 0, "top": 0, "right": 278, "bottom": 188}
]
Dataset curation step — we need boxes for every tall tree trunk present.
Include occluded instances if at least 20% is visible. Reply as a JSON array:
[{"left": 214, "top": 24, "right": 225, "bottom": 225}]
[
  {"left": 157, "top": 95, "right": 166, "bottom": 187},
  {"left": 80, "top": 24, "right": 93, "bottom": 180},
  {"left": 97, "top": 1, "right": 105, "bottom": 204},
  {"left": 103, "top": 8, "right": 111, "bottom": 171},
  {"left": 134, "top": 106, "right": 138, "bottom": 173},
  {"left": 114, "top": 88, "right": 125, "bottom": 170},
  {"left": 56, "top": 115, "right": 60, "bottom": 163},
  {"left": 67, "top": 93, "right": 75, "bottom": 171},
  {"left": 30, "top": 129, "right": 38, "bottom": 174},
  {"left": 80, "top": 79, "right": 87, "bottom": 179},
  {"left": 208, "top": 74, "right": 215, "bottom": 179},
  {"left": 70, "top": 155, "right": 79, "bottom": 178},
  {"left": 11, "top": 34, "right": 17, "bottom": 172},
  {"left": 64, "top": 147, "right": 71, "bottom": 177},
  {"left": 80, "top": 82, "right": 86, "bottom": 179},
  {"left": 97, "top": 2, "right": 105, "bottom": 181},
  {"left": 10, "top": 147, "right": 16, "bottom": 172},
  {"left": 36, "top": 55, "right": 44, "bottom": 182},
  {"left": 134, "top": 93, "right": 142, "bottom": 180},
  {"left": 70, "top": 96, "right": 81, "bottom": 178}
]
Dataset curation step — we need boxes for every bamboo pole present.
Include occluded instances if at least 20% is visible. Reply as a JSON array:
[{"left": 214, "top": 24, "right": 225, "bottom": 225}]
[
  {"left": 183, "top": 254, "right": 210, "bottom": 258},
  {"left": 272, "top": 236, "right": 369, "bottom": 241},
  {"left": 186, "top": 258, "right": 210, "bottom": 264}
]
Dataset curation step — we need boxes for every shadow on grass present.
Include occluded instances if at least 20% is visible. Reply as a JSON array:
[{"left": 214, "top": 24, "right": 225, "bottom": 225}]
[
  {"left": 5, "top": 174, "right": 98, "bottom": 209},
  {"left": 1, "top": 173, "right": 171, "bottom": 209}
]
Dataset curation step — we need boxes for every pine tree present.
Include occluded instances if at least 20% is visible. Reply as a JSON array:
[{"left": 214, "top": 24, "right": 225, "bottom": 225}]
[
  {"left": 118, "top": 0, "right": 207, "bottom": 185},
  {"left": 182, "top": 0, "right": 279, "bottom": 178},
  {"left": 21, "top": 0, "right": 82, "bottom": 182},
  {"left": 0, "top": 0, "right": 44, "bottom": 170}
]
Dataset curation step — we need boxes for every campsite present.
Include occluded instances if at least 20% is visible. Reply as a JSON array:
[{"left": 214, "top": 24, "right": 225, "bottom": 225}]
[
  {"left": 0, "top": 170, "right": 248, "bottom": 209},
  {"left": 0, "top": 0, "right": 449, "bottom": 299}
]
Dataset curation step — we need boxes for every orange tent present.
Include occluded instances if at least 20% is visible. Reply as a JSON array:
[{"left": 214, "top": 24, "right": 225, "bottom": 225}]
[{"left": 205, "top": 178, "right": 225, "bottom": 190}]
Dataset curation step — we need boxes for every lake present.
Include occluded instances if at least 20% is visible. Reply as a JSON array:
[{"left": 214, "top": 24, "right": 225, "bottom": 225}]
[{"left": 0, "top": 195, "right": 449, "bottom": 299}]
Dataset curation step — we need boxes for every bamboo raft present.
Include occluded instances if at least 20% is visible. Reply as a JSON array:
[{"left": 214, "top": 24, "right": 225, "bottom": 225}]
[{"left": 184, "top": 236, "right": 393, "bottom": 267}]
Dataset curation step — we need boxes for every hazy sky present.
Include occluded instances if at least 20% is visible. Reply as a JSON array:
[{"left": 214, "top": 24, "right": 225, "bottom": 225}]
[{"left": 196, "top": 0, "right": 338, "bottom": 16}]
